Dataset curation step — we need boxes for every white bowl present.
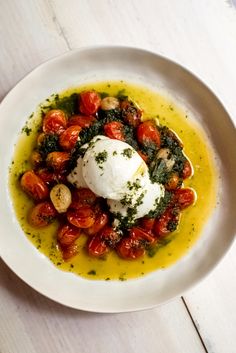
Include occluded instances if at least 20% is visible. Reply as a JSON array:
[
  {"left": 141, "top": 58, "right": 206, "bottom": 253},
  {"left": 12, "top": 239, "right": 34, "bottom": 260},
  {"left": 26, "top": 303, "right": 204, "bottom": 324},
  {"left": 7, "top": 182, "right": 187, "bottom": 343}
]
[{"left": 0, "top": 46, "right": 235, "bottom": 312}]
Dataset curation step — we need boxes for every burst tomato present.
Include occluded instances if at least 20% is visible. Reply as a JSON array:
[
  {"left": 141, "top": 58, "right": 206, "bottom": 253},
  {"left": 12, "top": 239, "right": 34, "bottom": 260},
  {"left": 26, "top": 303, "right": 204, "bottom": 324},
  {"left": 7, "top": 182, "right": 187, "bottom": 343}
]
[
  {"left": 117, "top": 237, "right": 145, "bottom": 260},
  {"left": 100, "top": 226, "right": 121, "bottom": 247},
  {"left": 85, "top": 212, "right": 109, "bottom": 236},
  {"left": 46, "top": 151, "right": 70, "bottom": 172},
  {"left": 87, "top": 234, "right": 109, "bottom": 257},
  {"left": 129, "top": 227, "right": 156, "bottom": 245},
  {"left": 59, "top": 125, "right": 81, "bottom": 151},
  {"left": 71, "top": 188, "right": 97, "bottom": 208},
  {"left": 36, "top": 168, "right": 67, "bottom": 185},
  {"left": 120, "top": 100, "right": 142, "bottom": 127},
  {"left": 165, "top": 173, "right": 180, "bottom": 191},
  {"left": 174, "top": 188, "right": 195, "bottom": 209},
  {"left": 57, "top": 223, "right": 81, "bottom": 247},
  {"left": 137, "top": 121, "right": 161, "bottom": 147},
  {"left": 139, "top": 217, "right": 156, "bottom": 232},
  {"left": 68, "top": 115, "right": 97, "bottom": 128},
  {"left": 20, "top": 170, "right": 49, "bottom": 201},
  {"left": 43, "top": 109, "right": 67, "bottom": 135},
  {"left": 154, "top": 208, "right": 179, "bottom": 237},
  {"left": 79, "top": 91, "right": 101, "bottom": 115},
  {"left": 182, "top": 160, "right": 192, "bottom": 179},
  {"left": 104, "top": 121, "right": 125, "bottom": 141},
  {"left": 28, "top": 201, "right": 57, "bottom": 227},
  {"left": 61, "top": 243, "right": 78, "bottom": 261},
  {"left": 67, "top": 205, "right": 95, "bottom": 228}
]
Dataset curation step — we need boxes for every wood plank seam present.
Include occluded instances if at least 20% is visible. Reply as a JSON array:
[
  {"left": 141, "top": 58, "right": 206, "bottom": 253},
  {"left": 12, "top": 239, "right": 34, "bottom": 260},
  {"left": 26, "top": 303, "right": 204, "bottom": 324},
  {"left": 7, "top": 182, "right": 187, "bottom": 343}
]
[{"left": 182, "top": 297, "right": 209, "bottom": 353}]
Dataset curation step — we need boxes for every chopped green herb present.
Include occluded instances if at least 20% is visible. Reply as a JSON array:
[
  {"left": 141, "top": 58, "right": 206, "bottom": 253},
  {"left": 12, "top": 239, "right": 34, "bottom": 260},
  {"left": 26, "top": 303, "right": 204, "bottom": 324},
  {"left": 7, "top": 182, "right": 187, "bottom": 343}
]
[
  {"left": 87, "top": 270, "right": 96, "bottom": 275},
  {"left": 21, "top": 126, "right": 32, "bottom": 136},
  {"left": 122, "top": 148, "right": 133, "bottom": 159}
]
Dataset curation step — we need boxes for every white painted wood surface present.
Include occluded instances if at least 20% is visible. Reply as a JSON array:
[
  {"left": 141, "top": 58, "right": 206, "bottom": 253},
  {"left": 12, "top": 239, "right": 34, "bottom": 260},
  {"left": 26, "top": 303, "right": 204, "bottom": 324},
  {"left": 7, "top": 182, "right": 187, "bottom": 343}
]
[{"left": 0, "top": 1, "right": 235, "bottom": 352}]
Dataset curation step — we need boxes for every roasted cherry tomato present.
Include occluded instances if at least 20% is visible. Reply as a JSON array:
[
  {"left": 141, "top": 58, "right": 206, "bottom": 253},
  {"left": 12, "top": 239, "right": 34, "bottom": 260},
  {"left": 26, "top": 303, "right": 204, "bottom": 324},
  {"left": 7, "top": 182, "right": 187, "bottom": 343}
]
[
  {"left": 154, "top": 208, "right": 180, "bottom": 237},
  {"left": 79, "top": 91, "right": 101, "bottom": 115},
  {"left": 61, "top": 243, "right": 78, "bottom": 261},
  {"left": 165, "top": 173, "right": 181, "bottom": 191},
  {"left": 139, "top": 217, "right": 156, "bottom": 232},
  {"left": 104, "top": 121, "right": 125, "bottom": 141},
  {"left": 100, "top": 226, "right": 121, "bottom": 247},
  {"left": 85, "top": 212, "right": 109, "bottom": 236},
  {"left": 28, "top": 201, "right": 57, "bottom": 227},
  {"left": 46, "top": 151, "right": 70, "bottom": 172},
  {"left": 21, "top": 170, "right": 49, "bottom": 201},
  {"left": 137, "top": 150, "right": 148, "bottom": 163},
  {"left": 120, "top": 100, "right": 142, "bottom": 127},
  {"left": 68, "top": 115, "right": 97, "bottom": 128},
  {"left": 43, "top": 109, "right": 67, "bottom": 135},
  {"left": 37, "top": 132, "right": 46, "bottom": 146},
  {"left": 182, "top": 160, "right": 192, "bottom": 179},
  {"left": 59, "top": 125, "right": 81, "bottom": 151},
  {"left": 129, "top": 227, "right": 156, "bottom": 245},
  {"left": 137, "top": 121, "right": 161, "bottom": 147},
  {"left": 71, "top": 188, "right": 97, "bottom": 208},
  {"left": 36, "top": 168, "right": 67, "bottom": 185},
  {"left": 57, "top": 223, "right": 81, "bottom": 246},
  {"left": 67, "top": 205, "right": 95, "bottom": 228},
  {"left": 117, "top": 237, "right": 145, "bottom": 260},
  {"left": 87, "top": 234, "right": 109, "bottom": 257},
  {"left": 30, "top": 151, "right": 43, "bottom": 167},
  {"left": 174, "top": 188, "right": 195, "bottom": 209}
]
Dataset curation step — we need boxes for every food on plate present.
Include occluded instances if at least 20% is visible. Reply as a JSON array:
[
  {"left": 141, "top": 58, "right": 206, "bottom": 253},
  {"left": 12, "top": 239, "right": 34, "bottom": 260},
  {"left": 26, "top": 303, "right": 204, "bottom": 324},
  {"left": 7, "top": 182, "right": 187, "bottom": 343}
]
[{"left": 9, "top": 81, "right": 217, "bottom": 280}]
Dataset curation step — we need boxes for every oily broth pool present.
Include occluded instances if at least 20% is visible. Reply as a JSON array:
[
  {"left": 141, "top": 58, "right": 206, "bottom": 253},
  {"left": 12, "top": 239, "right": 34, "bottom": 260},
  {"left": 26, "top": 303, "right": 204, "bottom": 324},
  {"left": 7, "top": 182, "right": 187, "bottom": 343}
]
[{"left": 9, "top": 81, "right": 217, "bottom": 281}]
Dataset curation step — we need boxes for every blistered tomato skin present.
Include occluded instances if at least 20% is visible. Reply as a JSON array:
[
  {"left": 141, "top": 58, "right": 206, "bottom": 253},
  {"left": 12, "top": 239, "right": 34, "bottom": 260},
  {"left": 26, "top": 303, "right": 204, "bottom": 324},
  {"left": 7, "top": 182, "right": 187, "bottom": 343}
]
[
  {"left": 88, "top": 234, "right": 109, "bottom": 257},
  {"left": 85, "top": 212, "right": 109, "bottom": 236},
  {"left": 61, "top": 243, "right": 78, "bottom": 261},
  {"left": 59, "top": 125, "right": 81, "bottom": 151},
  {"left": 46, "top": 151, "right": 70, "bottom": 172},
  {"left": 104, "top": 121, "right": 125, "bottom": 141},
  {"left": 117, "top": 237, "right": 145, "bottom": 260},
  {"left": 43, "top": 109, "right": 67, "bottom": 135},
  {"left": 154, "top": 208, "right": 180, "bottom": 237},
  {"left": 28, "top": 201, "right": 57, "bottom": 228},
  {"left": 79, "top": 91, "right": 101, "bottom": 115},
  {"left": 182, "top": 160, "right": 193, "bottom": 179},
  {"left": 67, "top": 206, "right": 95, "bottom": 228},
  {"left": 20, "top": 170, "right": 49, "bottom": 201},
  {"left": 57, "top": 223, "right": 81, "bottom": 247},
  {"left": 139, "top": 217, "right": 156, "bottom": 232},
  {"left": 174, "top": 188, "right": 195, "bottom": 209},
  {"left": 68, "top": 115, "right": 97, "bottom": 128},
  {"left": 137, "top": 121, "right": 161, "bottom": 147}
]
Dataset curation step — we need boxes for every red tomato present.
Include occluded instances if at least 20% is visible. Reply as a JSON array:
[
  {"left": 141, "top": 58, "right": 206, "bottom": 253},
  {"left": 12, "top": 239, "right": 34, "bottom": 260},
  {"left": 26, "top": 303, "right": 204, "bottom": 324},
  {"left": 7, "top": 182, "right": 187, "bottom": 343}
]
[
  {"left": 117, "top": 237, "right": 145, "bottom": 260},
  {"left": 30, "top": 151, "right": 43, "bottom": 167},
  {"left": 174, "top": 188, "right": 195, "bottom": 209},
  {"left": 139, "top": 217, "right": 155, "bottom": 232},
  {"left": 28, "top": 201, "right": 57, "bottom": 227},
  {"left": 67, "top": 206, "right": 95, "bottom": 228},
  {"left": 57, "top": 223, "right": 81, "bottom": 246},
  {"left": 154, "top": 208, "right": 179, "bottom": 237},
  {"left": 68, "top": 115, "right": 97, "bottom": 128},
  {"left": 79, "top": 91, "right": 101, "bottom": 115},
  {"left": 100, "top": 226, "right": 121, "bottom": 247},
  {"left": 36, "top": 168, "right": 67, "bottom": 185},
  {"left": 165, "top": 173, "right": 180, "bottom": 191},
  {"left": 21, "top": 170, "right": 49, "bottom": 201},
  {"left": 46, "top": 151, "right": 70, "bottom": 172},
  {"left": 87, "top": 234, "right": 109, "bottom": 257},
  {"left": 43, "top": 109, "right": 67, "bottom": 135},
  {"left": 59, "top": 125, "right": 81, "bottom": 151},
  {"left": 37, "top": 132, "right": 46, "bottom": 146},
  {"left": 71, "top": 188, "right": 97, "bottom": 208},
  {"left": 182, "top": 160, "right": 192, "bottom": 179},
  {"left": 137, "top": 150, "right": 148, "bottom": 163},
  {"left": 120, "top": 100, "right": 142, "bottom": 127},
  {"left": 61, "top": 243, "right": 78, "bottom": 261},
  {"left": 137, "top": 121, "right": 161, "bottom": 147},
  {"left": 104, "top": 121, "right": 125, "bottom": 141},
  {"left": 85, "top": 212, "right": 109, "bottom": 236},
  {"left": 129, "top": 227, "right": 156, "bottom": 245}
]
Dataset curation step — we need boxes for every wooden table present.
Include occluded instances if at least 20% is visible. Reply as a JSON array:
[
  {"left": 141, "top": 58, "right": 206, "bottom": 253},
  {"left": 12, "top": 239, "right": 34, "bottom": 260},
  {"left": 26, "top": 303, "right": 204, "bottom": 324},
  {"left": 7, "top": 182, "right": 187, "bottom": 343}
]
[{"left": 1, "top": 1, "right": 236, "bottom": 352}]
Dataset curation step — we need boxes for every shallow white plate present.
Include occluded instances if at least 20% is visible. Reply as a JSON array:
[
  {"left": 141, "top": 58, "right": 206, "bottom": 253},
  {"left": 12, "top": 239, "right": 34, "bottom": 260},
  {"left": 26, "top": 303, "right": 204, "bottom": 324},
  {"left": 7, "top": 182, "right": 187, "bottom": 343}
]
[{"left": 0, "top": 46, "right": 236, "bottom": 313}]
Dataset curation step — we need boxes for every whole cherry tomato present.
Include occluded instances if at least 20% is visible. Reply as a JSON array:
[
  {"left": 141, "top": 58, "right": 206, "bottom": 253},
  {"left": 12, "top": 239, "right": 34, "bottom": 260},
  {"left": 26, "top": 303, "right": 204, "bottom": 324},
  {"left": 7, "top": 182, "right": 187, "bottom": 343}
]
[
  {"left": 165, "top": 173, "right": 180, "bottom": 191},
  {"left": 43, "top": 109, "right": 67, "bottom": 135},
  {"left": 79, "top": 91, "right": 101, "bottom": 115},
  {"left": 117, "top": 236, "right": 145, "bottom": 260},
  {"left": 68, "top": 115, "right": 97, "bottom": 128},
  {"left": 28, "top": 201, "right": 57, "bottom": 227},
  {"left": 139, "top": 217, "right": 156, "bottom": 232},
  {"left": 46, "top": 151, "right": 70, "bottom": 172},
  {"left": 154, "top": 208, "right": 179, "bottom": 237},
  {"left": 182, "top": 160, "right": 192, "bottom": 179},
  {"left": 104, "top": 121, "right": 125, "bottom": 141},
  {"left": 36, "top": 168, "right": 67, "bottom": 185},
  {"left": 57, "top": 223, "right": 81, "bottom": 246},
  {"left": 61, "top": 243, "right": 78, "bottom": 261},
  {"left": 87, "top": 234, "right": 109, "bottom": 257},
  {"left": 59, "top": 125, "right": 81, "bottom": 151},
  {"left": 30, "top": 151, "right": 43, "bottom": 167},
  {"left": 67, "top": 205, "right": 95, "bottom": 228},
  {"left": 120, "top": 100, "right": 142, "bottom": 127},
  {"left": 85, "top": 212, "right": 109, "bottom": 236},
  {"left": 137, "top": 121, "right": 161, "bottom": 147},
  {"left": 21, "top": 170, "right": 49, "bottom": 201},
  {"left": 129, "top": 227, "right": 156, "bottom": 245},
  {"left": 174, "top": 188, "right": 195, "bottom": 209},
  {"left": 71, "top": 188, "right": 97, "bottom": 209}
]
